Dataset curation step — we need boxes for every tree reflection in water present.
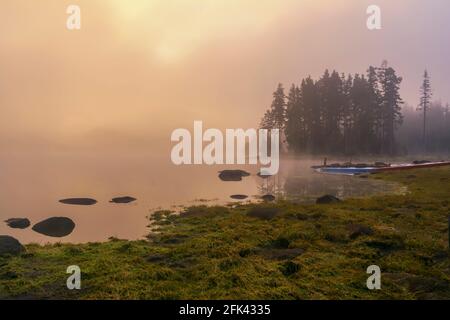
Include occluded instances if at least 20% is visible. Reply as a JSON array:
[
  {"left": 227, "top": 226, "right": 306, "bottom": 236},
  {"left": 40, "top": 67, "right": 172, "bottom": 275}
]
[{"left": 256, "top": 159, "right": 404, "bottom": 203}]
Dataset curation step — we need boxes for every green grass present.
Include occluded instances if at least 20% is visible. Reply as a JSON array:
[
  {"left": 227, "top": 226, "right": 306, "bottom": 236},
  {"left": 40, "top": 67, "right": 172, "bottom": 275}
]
[{"left": 1, "top": 168, "right": 449, "bottom": 299}]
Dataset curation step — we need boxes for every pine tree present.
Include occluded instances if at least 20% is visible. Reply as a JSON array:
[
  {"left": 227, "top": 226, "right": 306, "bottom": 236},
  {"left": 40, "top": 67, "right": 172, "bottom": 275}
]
[
  {"left": 271, "top": 83, "right": 287, "bottom": 130},
  {"left": 367, "top": 66, "right": 382, "bottom": 153},
  {"left": 317, "top": 70, "right": 344, "bottom": 153},
  {"left": 301, "top": 77, "right": 321, "bottom": 153},
  {"left": 379, "top": 66, "right": 404, "bottom": 155},
  {"left": 341, "top": 73, "right": 353, "bottom": 154},
  {"left": 260, "top": 83, "right": 286, "bottom": 130},
  {"left": 417, "top": 70, "right": 432, "bottom": 151},
  {"left": 263, "top": 64, "right": 406, "bottom": 156},
  {"left": 285, "top": 84, "right": 304, "bottom": 151},
  {"left": 260, "top": 109, "right": 274, "bottom": 130}
]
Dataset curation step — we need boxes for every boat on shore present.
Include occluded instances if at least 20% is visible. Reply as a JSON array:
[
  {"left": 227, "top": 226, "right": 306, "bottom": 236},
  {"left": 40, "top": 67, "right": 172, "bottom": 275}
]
[{"left": 314, "top": 160, "right": 450, "bottom": 175}]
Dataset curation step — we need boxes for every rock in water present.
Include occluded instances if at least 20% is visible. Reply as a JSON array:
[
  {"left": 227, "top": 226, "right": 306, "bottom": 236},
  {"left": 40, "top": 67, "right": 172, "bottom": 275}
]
[
  {"left": 5, "top": 218, "right": 31, "bottom": 229},
  {"left": 0, "top": 236, "right": 25, "bottom": 255},
  {"left": 218, "top": 170, "right": 250, "bottom": 182},
  {"left": 261, "top": 194, "right": 276, "bottom": 202},
  {"left": 230, "top": 194, "right": 248, "bottom": 200},
  {"left": 316, "top": 195, "right": 341, "bottom": 204},
  {"left": 110, "top": 196, "right": 137, "bottom": 204},
  {"left": 32, "top": 217, "right": 75, "bottom": 237},
  {"left": 59, "top": 198, "right": 97, "bottom": 206}
]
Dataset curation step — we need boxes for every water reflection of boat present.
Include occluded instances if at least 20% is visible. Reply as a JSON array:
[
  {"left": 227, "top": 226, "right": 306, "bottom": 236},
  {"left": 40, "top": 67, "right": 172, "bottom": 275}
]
[{"left": 314, "top": 161, "right": 450, "bottom": 175}]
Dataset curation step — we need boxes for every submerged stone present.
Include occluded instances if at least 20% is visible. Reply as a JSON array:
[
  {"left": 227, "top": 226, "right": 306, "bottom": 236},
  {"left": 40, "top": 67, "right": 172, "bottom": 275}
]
[
  {"left": 218, "top": 170, "right": 250, "bottom": 182},
  {"left": 32, "top": 217, "right": 75, "bottom": 237},
  {"left": 0, "top": 235, "right": 25, "bottom": 256},
  {"left": 110, "top": 196, "right": 137, "bottom": 204},
  {"left": 59, "top": 198, "right": 97, "bottom": 206},
  {"left": 4, "top": 218, "right": 31, "bottom": 229},
  {"left": 230, "top": 194, "right": 248, "bottom": 200}
]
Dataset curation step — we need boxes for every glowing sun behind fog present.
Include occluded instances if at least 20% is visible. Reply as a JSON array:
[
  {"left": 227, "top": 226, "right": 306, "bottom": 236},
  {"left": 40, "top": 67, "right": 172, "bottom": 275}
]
[{"left": 107, "top": 0, "right": 309, "bottom": 64}]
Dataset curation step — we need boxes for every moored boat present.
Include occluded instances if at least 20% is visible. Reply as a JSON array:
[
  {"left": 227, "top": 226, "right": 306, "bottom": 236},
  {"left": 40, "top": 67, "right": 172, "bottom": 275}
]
[{"left": 314, "top": 161, "right": 450, "bottom": 175}]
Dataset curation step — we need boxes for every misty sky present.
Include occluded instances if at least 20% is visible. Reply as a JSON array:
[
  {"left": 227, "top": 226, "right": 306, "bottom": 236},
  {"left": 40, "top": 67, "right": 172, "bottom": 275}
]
[{"left": 1, "top": 0, "right": 449, "bottom": 152}]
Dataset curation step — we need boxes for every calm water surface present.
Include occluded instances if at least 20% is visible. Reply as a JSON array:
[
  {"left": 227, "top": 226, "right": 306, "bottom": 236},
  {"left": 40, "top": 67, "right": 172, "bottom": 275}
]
[{"left": 0, "top": 152, "right": 403, "bottom": 244}]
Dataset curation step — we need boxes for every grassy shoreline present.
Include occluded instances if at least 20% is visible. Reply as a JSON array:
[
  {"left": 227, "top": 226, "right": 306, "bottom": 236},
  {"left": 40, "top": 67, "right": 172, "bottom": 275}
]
[{"left": 1, "top": 168, "right": 449, "bottom": 299}]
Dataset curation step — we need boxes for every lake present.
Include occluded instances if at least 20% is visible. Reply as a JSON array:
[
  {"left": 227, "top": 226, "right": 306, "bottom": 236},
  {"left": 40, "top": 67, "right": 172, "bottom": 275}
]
[{"left": 0, "top": 152, "right": 404, "bottom": 244}]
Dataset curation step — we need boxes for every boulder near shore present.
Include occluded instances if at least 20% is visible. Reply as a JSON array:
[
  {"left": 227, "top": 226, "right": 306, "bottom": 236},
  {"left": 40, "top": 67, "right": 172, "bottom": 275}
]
[
  {"left": 32, "top": 217, "right": 76, "bottom": 237},
  {"left": 218, "top": 170, "right": 250, "bottom": 182},
  {"left": 59, "top": 198, "right": 97, "bottom": 206},
  {"left": 110, "top": 196, "right": 137, "bottom": 204},
  {"left": 0, "top": 235, "right": 25, "bottom": 256},
  {"left": 4, "top": 218, "right": 31, "bottom": 229},
  {"left": 230, "top": 194, "right": 248, "bottom": 200}
]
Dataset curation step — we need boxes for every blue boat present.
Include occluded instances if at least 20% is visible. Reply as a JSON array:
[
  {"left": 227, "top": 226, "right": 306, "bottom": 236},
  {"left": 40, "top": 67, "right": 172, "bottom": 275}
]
[{"left": 315, "top": 160, "right": 450, "bottom": 175}]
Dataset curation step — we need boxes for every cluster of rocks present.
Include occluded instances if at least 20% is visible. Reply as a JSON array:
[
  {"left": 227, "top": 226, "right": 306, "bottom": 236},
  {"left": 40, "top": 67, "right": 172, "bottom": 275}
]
[
  {"left": 59, "top": 196, "right": 137, "bottom": 206},
  {"left": 220, "top": 170, "right": 277, "bottom": 203},
  {"left": 3, "top": 216, "right": 76, "bottom": 238},
  {"left": 1, "top": 195, "right": 138, "bottom": 255}
]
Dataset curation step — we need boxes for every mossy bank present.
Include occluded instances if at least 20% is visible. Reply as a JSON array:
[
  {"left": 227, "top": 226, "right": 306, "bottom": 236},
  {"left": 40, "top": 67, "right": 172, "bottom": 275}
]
[{"left": 1, "top": 168, "right": 449, "bottom": 299}]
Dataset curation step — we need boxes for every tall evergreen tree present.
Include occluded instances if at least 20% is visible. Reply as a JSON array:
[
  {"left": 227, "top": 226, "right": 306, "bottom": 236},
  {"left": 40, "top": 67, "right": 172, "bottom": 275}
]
[
  {"left": 285, "top": 84, "right": 304, "bottom": 151},
  {"left": 261, "top": 64, "right": 410, "bottom": 156},
  {"left": 349, "top": 74, "right": 378, "bottom": 154},
  {"left": 377, "top": 61, "right": 403, "bottom": 155},
  {"left": 341, "top": 73, "right": 353, "bottom": 154},
  {"left": 260, "top": 83, "right": 286, "bottom": 130},
  {"left": 417, "top": 70, "right": 432, "bottom": 151},
  {"left": 301, "top": 77, "right": 321, "bottom": 153},
  {"left": 367, "top": 66, "right": 382, "bottom": 153}
]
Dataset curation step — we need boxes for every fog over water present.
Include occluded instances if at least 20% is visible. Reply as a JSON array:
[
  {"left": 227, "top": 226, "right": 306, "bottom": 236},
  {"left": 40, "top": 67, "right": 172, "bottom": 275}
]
[{"left": 0, "top": 154, "right": 404, "bottom": 243}]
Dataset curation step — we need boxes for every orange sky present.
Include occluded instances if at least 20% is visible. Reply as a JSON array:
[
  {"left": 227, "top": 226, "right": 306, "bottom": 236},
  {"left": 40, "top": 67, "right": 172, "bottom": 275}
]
[{"left": 1, "top": 0, "right": 449, "bottom": 152}]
